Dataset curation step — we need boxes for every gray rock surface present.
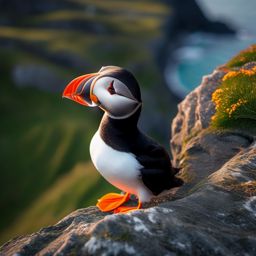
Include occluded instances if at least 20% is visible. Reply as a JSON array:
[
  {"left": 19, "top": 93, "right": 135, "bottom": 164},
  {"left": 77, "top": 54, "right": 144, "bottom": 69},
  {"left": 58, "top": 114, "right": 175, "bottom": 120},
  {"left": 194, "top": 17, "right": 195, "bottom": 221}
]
[{"left": 1, "top": 67, "right": 256, "bottom": 255}]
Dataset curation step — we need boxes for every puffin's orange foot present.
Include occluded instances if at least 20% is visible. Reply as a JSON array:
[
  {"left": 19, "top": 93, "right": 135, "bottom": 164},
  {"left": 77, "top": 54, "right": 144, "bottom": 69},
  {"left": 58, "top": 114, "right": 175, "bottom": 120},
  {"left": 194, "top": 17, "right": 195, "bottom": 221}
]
[
  {"left": 114, "top": 201, "right": 142, "bottom": 214},
  {"left": 96, "top": 192, "right": 130, "bottom": 212}
]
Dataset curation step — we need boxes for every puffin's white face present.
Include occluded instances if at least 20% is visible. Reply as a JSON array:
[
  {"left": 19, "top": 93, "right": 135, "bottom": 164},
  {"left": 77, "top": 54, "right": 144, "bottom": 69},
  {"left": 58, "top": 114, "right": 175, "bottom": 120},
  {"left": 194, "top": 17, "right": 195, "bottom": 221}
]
[
  {"left": 92, "top": 76, "right": 141, "bottom": 119},
  {"left": 62, "top": 66, "right": 142, "bottom": 119}
]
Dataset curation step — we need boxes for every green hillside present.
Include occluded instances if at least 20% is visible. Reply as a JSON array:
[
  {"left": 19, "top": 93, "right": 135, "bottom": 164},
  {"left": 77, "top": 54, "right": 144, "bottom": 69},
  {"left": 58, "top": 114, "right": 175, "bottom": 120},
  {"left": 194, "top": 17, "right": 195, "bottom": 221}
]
[{"left": 0, "top": 0, "right": 168, "bottom": 244}]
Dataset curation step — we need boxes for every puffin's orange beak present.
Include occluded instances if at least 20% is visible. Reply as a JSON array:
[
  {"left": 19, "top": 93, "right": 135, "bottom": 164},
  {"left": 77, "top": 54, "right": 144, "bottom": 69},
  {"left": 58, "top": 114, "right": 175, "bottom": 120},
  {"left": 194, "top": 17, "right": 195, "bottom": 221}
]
[{"left": 62, "top": 73, "right": 99, "bottom": 106}]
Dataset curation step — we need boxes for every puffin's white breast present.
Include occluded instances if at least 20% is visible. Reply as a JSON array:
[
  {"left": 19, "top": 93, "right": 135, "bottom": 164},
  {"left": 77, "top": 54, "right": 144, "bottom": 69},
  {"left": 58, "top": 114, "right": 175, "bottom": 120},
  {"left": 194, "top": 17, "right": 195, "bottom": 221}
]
[{"left": 89, "top": 131, "right": 150, "bottom": 199}]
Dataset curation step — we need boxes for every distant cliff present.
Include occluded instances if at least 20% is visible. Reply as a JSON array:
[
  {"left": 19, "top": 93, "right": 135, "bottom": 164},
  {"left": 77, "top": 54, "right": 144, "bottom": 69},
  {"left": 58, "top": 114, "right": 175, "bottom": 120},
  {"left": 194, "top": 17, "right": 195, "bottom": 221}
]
[
  {"left": 1, "top": 45, "right": 256, "bottom": 256},
  {"left": 157, "top": 0, "right": 235, "bottom": 69}
]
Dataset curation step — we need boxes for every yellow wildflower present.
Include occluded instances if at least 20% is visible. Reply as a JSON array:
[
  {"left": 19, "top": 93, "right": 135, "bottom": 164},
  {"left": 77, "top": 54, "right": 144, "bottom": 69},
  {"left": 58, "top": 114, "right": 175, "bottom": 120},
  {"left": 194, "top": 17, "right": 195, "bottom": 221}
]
[
  {"left": 223, "top": 71, "right": 239, "bottom": 81},
  {"left": 211, "top": 115, "right": 216, "bottom": 121},
  {"left": 227, "top": 99, "right": 248, "bottom": 118},
  {"left": 240, "top": 66, "right": 256, "bottom": 76},
  {"left": 212, "top": 88, "right": 224, "bottom": 110}
]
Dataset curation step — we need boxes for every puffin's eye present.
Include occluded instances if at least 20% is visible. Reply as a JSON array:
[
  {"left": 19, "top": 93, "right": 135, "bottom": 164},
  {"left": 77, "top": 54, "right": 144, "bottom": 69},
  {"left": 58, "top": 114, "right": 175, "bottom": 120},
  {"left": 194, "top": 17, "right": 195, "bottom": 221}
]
[{"left": 107, "top": 80, "right": 116, "bottom": 95}]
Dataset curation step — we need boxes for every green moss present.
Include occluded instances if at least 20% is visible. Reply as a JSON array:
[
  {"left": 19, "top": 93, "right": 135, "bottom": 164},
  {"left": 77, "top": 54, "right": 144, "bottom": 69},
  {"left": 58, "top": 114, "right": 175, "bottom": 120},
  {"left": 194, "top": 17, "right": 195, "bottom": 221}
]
[
  {"left": 182, "top": 129, "right": 201, "bottom": 149},
  {"left": 103, "top": 232, "right": 133, "bottom": 242},
  {"left": 226, "top": 44, "right": 256, "bottom": 68}
]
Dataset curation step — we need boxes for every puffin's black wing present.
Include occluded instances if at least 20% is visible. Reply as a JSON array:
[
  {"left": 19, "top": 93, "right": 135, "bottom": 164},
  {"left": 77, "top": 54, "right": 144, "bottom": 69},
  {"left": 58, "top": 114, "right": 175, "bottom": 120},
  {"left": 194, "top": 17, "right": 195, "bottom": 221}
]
[
  {"left": 134, "top": 134, "right": 182, "bottom": 195},
  {"left": 98, "top": 115, "right": 182, "bottom": 195}
]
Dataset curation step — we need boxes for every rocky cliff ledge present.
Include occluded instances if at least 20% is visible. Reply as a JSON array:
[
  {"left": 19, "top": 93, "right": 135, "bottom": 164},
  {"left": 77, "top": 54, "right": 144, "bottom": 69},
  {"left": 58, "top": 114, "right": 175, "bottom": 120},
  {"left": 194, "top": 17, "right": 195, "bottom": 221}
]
[{"left": 1, "top": 54, "right": 256, "bottom": 256}]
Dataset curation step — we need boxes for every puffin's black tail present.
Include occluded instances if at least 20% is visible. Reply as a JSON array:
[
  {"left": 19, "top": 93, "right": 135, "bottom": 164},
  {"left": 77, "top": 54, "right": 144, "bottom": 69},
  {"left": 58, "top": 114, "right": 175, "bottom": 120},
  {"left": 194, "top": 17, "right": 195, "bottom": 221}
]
[
  {"left": 159, "top": 175, "right": 183, "bottom": 196},
  {"left": 171, "top": 176, "right": 184, "bottom": 188},
  {"left": 141, "top": 167, "right": 183, "bottom": 196},
  {"left": 172, "top": 167, "right": 181, "bottom": 175},
  {"left": 165, "top": 166, "right": 183, "bottom": 189},
  {"left": 169, "top": 166, "right": 183, "bottom": 188}
]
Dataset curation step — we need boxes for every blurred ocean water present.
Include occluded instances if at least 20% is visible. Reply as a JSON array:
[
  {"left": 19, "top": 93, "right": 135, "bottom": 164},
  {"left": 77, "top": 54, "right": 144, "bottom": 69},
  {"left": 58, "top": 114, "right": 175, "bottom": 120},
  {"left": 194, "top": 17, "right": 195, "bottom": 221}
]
[
  {"left": 165, "top": 0, "right": 256, "bottom": 96},
  {"left": 197, "top": 0, "right": 256, "bottom": 34}
]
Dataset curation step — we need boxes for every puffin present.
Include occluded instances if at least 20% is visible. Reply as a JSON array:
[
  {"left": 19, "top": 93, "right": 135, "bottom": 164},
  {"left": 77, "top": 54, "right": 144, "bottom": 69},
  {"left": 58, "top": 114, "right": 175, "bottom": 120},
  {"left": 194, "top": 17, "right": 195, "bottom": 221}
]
[{"left": 62, "top": 66, "right": 183, "bottom": 213}]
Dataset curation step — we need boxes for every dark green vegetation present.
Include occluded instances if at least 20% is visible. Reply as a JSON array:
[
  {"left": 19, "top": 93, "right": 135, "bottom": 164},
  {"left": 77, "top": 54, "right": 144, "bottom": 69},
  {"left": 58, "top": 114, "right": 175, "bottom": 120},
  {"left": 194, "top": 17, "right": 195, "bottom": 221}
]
[
  {"left": 226, "top": 44, "right": 256, "bottom": 68},
  {"left": 211, "top": 45, "right": 256, "bottom": 131},
  {"left": 0, "top": 0, "right": 169, "bottom": 244}
]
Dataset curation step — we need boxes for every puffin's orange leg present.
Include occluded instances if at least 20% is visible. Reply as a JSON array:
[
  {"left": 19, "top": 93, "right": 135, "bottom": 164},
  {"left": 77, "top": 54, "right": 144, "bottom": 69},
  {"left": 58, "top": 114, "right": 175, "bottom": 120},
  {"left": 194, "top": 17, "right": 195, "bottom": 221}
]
[
  {"left": 114, "top": 200, "right": 142, "bottom": 214},
  {"left": 96, "top": 192, "right": 130, "bottom": 212}
]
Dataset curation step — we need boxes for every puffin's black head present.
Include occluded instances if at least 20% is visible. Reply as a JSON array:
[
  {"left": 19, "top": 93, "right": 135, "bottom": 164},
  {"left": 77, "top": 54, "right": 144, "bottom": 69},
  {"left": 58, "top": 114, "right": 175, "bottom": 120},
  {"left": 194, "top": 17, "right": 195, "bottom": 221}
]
[{"left": 62, "top": 66, "right": 142, "bottom": 119}]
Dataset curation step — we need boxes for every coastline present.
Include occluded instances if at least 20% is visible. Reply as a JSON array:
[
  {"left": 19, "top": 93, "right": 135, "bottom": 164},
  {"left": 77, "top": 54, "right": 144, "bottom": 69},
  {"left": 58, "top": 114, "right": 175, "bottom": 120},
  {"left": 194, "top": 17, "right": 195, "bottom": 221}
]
[
  {"left": 163, "top": 31, "right": 256, "bottom": 99},
  {"left": 157, "top": 0, "right": 235, "bottom": 99}
]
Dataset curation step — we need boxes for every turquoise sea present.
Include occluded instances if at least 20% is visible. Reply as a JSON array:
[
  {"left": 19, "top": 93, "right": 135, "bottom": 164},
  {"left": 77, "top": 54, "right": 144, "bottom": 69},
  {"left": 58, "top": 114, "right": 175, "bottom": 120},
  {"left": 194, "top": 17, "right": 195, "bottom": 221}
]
[{"left": 165, "top": 0, "right": 256, "bottom": 97}]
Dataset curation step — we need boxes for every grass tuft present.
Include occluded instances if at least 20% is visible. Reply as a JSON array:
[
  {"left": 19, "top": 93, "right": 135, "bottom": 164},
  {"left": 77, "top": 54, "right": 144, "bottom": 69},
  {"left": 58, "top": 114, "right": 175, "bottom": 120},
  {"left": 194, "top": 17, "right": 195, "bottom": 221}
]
[
  {"left": 211, "top": 46, "right": 256, "bottom": 131},
  {"left": 226, "top": 44, "right": 256, "bottom": 68}
]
